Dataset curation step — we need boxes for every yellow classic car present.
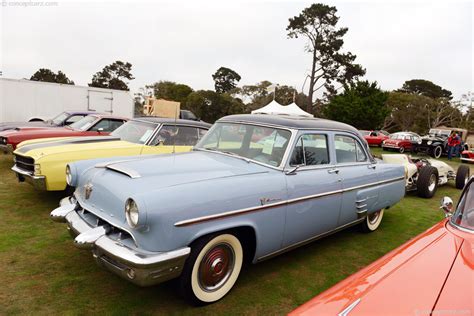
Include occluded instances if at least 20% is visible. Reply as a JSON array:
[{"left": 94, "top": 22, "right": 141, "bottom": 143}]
[{"left": 12, "top": 117, "right": 211, "bottom": 191}]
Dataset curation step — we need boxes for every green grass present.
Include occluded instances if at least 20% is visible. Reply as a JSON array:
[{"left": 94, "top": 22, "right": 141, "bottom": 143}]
[{"left": 0, "top": 151, "right": 471, "bottom": 315}]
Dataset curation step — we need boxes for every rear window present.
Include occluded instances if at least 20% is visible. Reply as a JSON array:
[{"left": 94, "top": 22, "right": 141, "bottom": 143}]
[{"left": 335, "top": 135, "right": 367, "bottom": 163}]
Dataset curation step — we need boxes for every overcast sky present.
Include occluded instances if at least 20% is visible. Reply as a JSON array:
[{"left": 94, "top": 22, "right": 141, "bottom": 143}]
[{"left": 1, "top": 0, "right": 472, "bottom": 100}]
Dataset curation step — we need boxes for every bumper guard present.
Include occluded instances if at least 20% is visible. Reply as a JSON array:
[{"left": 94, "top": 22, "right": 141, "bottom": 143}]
[{"left": 50, "top": 198, "right": 191, "bottom": 286}]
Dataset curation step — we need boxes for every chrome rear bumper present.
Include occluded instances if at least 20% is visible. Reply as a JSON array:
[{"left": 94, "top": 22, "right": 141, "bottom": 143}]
[
  {"left": 11, "top": 164, "right": 46, "bottom": 190},
  {"left": 50, "top": 198, "right": 190, "bottom": 286}
]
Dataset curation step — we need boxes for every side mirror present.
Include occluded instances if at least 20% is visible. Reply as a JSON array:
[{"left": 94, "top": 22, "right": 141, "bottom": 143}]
[{"left": 440, "top": 196, "right": 454, "bottom": 217}]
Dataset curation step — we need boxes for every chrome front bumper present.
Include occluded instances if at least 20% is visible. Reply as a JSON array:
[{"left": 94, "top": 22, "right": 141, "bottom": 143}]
[
  {"left": 461, "top": 157, "right": 474, "bottom": 163},
  {"left": 50, "top": 197, "right": 191, "bottom": 286},
  {"left": 0, "top": 144, "right": 13, "bottom": 154},
  {"left": 11, "top": 164, "right": 46, "bottom": 190}
]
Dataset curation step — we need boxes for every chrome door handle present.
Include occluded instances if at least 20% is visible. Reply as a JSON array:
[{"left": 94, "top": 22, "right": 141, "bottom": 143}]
[
  {"left": 328, "top": 168, "right": 339, "bottom": 174},
  {"left": 368, "top": 164, "right": 376, "bottom": 170}
]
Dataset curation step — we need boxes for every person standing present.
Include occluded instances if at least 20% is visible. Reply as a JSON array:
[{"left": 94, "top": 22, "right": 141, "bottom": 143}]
[
  {"left": 447, "top": 132, "right": 455, "bottom": 160},
  {"left": 453, "top": 132, "right": 461, "bottom": 158}
]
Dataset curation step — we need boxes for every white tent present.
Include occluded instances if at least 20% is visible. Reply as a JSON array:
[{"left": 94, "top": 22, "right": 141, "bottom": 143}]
[{"left": 251, "top": 100, "right": 314, "bottom": 117}]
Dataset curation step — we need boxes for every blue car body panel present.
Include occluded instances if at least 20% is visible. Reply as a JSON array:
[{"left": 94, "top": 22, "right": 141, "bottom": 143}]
[{"left": 69, "top": 122, "right": 405, "bottom": 263}]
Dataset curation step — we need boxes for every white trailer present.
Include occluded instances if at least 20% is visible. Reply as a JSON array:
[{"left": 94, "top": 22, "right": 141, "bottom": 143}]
[{"left": 0, "top": 78, "right": 134, "bottom": 122}]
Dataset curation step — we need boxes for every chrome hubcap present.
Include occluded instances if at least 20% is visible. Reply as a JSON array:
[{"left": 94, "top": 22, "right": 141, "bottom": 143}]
[
  {"left": 198, "top": 243, "right": 234, "bottom": 292},
  {"left": 428, "top": 174, "right": 436, "bottom": 191}
]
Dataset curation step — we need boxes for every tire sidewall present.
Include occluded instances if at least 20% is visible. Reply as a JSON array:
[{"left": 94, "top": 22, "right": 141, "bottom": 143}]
[
  {"left": 365, "top": 209, "right": 384, "bottom": 231},
  {"left": 190, "top": 234, "right": 243, "bottom": 304},
  {"left": 433, "top": 146, "right": 442, "bottom": 158}
]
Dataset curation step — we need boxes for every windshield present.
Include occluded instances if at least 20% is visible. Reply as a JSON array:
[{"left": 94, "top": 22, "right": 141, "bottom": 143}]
[
  {"left": 196, "top": 122, "right": 292, "bottom": 167},
  {"left": 428, "top": 129, "right": 450, "bottom": 137},
  {"left": 69, "top": 116, "right": 97, "bottom": 131},
  {"left": 451, "top": 180, "right": 474, "bottom": 231},
  {"left": 50, "top": 112, "right": 69, "bottom": 125},
  {"left": 110, "top": 120, "right": 158, "bottom": 144}
]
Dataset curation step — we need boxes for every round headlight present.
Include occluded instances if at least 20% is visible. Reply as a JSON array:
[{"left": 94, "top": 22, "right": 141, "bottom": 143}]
[
  {"left": 427, "top": 141, "right": 432, "bottom": 145},
  {"left": 125, "top": 198, "right": 139, "bottom": 227},
  {"left": 66, "top": 165, "right": 73, "bottom": 186},
  {"left": 418, "top": 140, "right": 422, "bottom": 144}
]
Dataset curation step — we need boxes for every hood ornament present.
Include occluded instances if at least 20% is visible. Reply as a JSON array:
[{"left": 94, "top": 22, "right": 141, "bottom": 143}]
[{"left": 84, "top": 183, "right": 93, "bottom": 200}]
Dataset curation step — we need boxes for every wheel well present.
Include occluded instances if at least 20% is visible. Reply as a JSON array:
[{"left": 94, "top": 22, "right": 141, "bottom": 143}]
[
  {"left": 191, "top": 226, "right": 257, "bottom": 265},
  {"left": 28, "top": 118, "right": 44, "bottom": 122}
]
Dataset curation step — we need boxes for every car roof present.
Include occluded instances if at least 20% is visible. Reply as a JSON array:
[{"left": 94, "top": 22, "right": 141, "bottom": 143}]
[
  {"left": 219, "top": 114, "right": 360, "bottom": 134},
  {"left": 65, "top": 110, "right": 99, "bottom": 115},
  {"left": 132, "top": 116, "right": 211, "bottom": 128},
  {"left": 85, "top": 113, "right": 129, "bottom": 120}
]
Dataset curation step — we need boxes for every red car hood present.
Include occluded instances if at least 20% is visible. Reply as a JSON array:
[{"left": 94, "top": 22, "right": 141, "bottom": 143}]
[
  {"left": 290, "top": 221, "right": 469, "bottom": 316},
  {"left": 2, "top": 127, "right": 102, "bottom": 148}
]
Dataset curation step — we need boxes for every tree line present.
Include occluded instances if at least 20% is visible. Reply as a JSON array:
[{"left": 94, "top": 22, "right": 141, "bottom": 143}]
[{"left": 27, "top": 2, "right": 473, "bottom": 133}]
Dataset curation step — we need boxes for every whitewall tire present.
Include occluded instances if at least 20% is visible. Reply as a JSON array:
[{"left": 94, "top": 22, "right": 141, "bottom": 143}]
[
  {"left": 361, "top": 209, "right": 384, "bottom": 232},
  {"left": 180, "top": 233, "right": 243, "bottom": 305}
]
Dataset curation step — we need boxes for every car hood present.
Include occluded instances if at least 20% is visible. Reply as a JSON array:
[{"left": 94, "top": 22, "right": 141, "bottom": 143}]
[
  {"left": 434, "top": 227, "right": 473, "bottom": 312},
  {"left": 74, "top": 151, "right": 271, "bottom": 235},
  {"left": 290, "top": 221, "right": 465, "bottom": 316},
  {"left": 421, "top": 135, "right": 446, "bottom": 142},
  {"left": 14, "top": 136, "right": 125, "bottom": 160},
  {"left": 3, "top": 127, "right": 82, "bottom": 141},
  {"left": 0, "top": 121, "right": 54, "bottom": 131}
]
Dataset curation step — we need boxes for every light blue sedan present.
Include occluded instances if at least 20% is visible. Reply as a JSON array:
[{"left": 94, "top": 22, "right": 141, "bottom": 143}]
[{"left": 51, "top": 114, "right": 405, "bottom": 305}]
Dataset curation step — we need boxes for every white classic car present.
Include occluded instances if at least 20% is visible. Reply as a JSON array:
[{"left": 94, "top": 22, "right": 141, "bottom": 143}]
[{"left": 381, "top": 154, "right": 470, "bottom": 198}]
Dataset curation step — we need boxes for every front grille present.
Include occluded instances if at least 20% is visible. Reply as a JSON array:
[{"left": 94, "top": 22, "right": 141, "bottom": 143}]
[
  {"left": 14, "top": 154, "right": 34, "bottom": 173},
  {"left": 0, "top": 137, "right": 6, "bottom": 145},
  {"left": 76, "top": 205, "right": 136, "bottom": 247}
]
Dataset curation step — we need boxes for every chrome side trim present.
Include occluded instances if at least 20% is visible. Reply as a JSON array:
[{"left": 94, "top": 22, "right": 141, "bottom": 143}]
[
  {"left": 339, "top": 298, "right": 361, "bottom": 316},
  {"left": 256, "top": 218, "right": 365, "bottom": 261},
  {"left": 449, "top": 221, "right": 474, "bottom": 234},
  {"left": 174, "top": 176, "right": 405, "bottom": 227}
]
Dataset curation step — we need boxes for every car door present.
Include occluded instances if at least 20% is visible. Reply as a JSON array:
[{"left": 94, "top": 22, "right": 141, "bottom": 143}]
[
  {"left": 335, "top": 134, "right": 379, "bottom": 225},
  {"left": 141, "top": 125, "right": 201, "bottom": 154},
  {"left": 283, "top": 132, "right": 343, "bottom": 247}
]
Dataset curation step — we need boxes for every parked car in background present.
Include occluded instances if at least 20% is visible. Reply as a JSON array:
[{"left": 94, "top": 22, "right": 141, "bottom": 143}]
[
  {"left": 413, "top": 127, "right": 469, "bottom": 158},
  {"left": 381, "top": 132, "right": 420, "bottom": 153},
  {"left": 0, "top": 110, "right": 96, "bottom": 132},
  {"left": 360, "top": 130, "right": 389, "bottom": 146},
  {"left": 0, "top": 114, "right": 127, "bottom": 153},
  {"left": 50, "top": 114, "right": 405, "bottom": 305},
  {"left": 461, "top": 149, "right": 474, "bottom": 164},
  {"left": 12, "top": 118, "right": 210, "bottom": 191},
  {"left": 382, "top": 154, "right": 470, "bottom": 198},
  {"left": 290, "top": 176, "right": 474, "bottom": 316}
]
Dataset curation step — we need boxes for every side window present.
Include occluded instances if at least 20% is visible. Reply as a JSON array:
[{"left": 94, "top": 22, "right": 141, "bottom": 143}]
[
  {"left": 65, "top": 115, "right": 85, "bottom": 125},
  {"left": 151, "top": 125, "right": 200, "bottom": 146},
  {"left": 335, "top": 135, "right": 367, "bottom": 163},
  {"left": 90, "top": 119, "right": 124, "bottom": 132},
  {"left": 290, "top": 134, "right": 329, "bottom": 166}
]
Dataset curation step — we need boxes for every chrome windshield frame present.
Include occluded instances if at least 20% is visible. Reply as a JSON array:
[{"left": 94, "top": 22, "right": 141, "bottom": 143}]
[{"left": 449, "top": 176, "right": 474, "bottom": 234}]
